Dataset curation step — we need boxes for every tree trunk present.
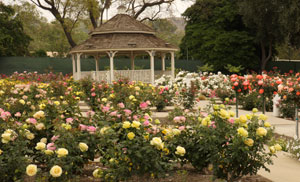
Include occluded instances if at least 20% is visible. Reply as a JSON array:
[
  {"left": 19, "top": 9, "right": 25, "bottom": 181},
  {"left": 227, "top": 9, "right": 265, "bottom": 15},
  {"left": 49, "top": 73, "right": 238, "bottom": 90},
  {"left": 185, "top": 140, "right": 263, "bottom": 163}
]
[
  {"left": 89, "top": 11, "right": 98, "bottom": 29},
  {"left": 51, "top": 9, "right": 77, "bottom": 48},
  {"left": 260, "top": 40, "right": 272, "bottom": 71}
]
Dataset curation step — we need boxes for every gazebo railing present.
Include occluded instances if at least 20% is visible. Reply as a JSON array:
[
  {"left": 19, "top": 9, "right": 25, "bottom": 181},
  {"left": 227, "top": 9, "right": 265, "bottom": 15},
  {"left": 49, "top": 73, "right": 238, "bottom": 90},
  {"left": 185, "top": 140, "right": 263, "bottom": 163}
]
[{"left": 77, "top": 70, "right": 166, "bottom": 83}]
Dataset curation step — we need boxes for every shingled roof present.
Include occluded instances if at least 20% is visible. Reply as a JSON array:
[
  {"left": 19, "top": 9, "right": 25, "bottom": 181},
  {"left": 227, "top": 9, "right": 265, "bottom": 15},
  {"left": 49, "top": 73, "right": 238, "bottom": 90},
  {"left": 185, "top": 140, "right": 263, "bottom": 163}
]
[{"left": 70, "top": 14, "right": 178, "bottom": 54}]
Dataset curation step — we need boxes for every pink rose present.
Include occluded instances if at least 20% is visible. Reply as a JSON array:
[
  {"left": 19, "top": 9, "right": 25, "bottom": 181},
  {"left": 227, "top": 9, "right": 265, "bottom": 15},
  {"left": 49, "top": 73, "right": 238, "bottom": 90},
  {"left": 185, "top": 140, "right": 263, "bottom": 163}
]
[
  {"left": 143, "top": 120, "right": 150, "bottom": 126},
  {"left": 47, "top": 143, "right": 56, "bottom": 151},
  {"left": 66, "top": 118, "right": 73, "bottom": 124},
  {"left": 124, "top": 109, "right": 132, "bottom": 116},
  {"left": 139, "top": 102, "right": 148, "bottom": 110},
  {"left": 51, "top": 135, "right": 60, "bottom": 142},
  {"left": 79, "top": 124, "right": 87, "bottom": 131},
  {"left": 14, "top": 112, "right": 21, "bottom": 117},
  {"left": 102, "top": 106, "right": 110, "bottom": 113},
  {"left": 118, "top": 103, "right": 125, "bottom": 108},
  {"left": 26, "top": 118, "right": 37, "bottom": 125},
  {"left": 109, "top": 111, "right": 117, "bottom": 116},
  {"left": 179, "top": 126, "right": 185, "bottom": 130},
  {"left": 91, "top": 92, "right": 96, "bottom": 97},
  {"left": 87, "top": 126, "right": 96, "bottom": 133}
]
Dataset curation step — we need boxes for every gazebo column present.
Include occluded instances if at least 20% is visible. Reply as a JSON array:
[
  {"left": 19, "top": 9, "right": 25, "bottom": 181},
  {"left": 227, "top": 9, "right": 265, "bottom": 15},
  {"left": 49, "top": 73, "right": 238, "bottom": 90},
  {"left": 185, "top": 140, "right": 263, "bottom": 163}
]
[
  {"left": 161, "top": 53, "right": 166, "bottom": 71},
  {"left": 76, "top": 53, "right": 82, "bottom": 80},
  {"left": 170, "top": 52, "right": 175, "bottom": 79},
  {"left": 94, "top": 56, "right": 99, "bottom": 81},
  {"left": 147, "top": 50, "right": 155, "bottom": 84},
  {"left": 131, "top": 52, "right": 135, "bottom": 70},
  {"left": 72, "top": 54, "right": 76, "bottom": 80},
  {"left": 107, "top": 51, "right": 118, "bottom": 83}
]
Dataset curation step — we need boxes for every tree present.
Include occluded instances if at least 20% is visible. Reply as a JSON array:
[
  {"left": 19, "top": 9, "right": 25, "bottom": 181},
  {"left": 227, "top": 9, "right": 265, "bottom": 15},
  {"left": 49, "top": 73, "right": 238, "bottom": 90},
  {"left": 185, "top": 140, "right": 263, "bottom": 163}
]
[
  {"left": 0, "top": 3, "right": 31, "bottom": 56},
  {"left": 237, "top": 0, "right": 300, "bottom": 71},
  {"left": 180, "top": 0, "right": 259, "bottom": 72},
  {"left": 147, "top": 18, "right": 184, "bottom": 47}
]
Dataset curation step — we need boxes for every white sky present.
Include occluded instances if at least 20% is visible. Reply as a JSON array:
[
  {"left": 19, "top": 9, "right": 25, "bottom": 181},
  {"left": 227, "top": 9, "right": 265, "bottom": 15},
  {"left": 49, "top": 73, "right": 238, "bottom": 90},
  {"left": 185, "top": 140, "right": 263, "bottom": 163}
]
[{"left": 3, "top": 0, "right": 193, "bottom": 22}]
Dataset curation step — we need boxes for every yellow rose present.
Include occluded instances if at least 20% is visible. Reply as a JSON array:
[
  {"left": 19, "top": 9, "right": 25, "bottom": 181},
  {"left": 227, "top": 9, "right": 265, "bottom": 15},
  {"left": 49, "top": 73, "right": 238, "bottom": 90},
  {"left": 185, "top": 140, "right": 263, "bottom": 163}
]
[
  {"left": 172, "top": 129, "right": 181, "bottom": 135},
  {"left": 93, "top": 168, "right": 103, "bottom": 178},
  {"left": 252, "top": 108, "right": 258, "bottom": 113},
  {"left": 44, "top": 150, "right": 54, "bottom": 155},
  {"left": 122, "top": 121, "right": 131, "bottom": 129},
  {"left": 246, "top": 114, "right": 252, "bottom": 120},
  {"left": 35, "top": 142, "right": 46, "bottom": 150},
  {"left": 256, "top": 127, "right": 267, "bottom": 137},
  {"left": 274, "top": 144, "right": 282, "bottom": 151},
  {"left": 33, "top": 111, "right": 45, "bottom": 119},
  {"left": 54, "top": 101, "right": 60, "bottom": 106},
  {"left": 79, "top": 142, "right": 89, "bottom": 152},
  {"left": 101, "top": 98, "right": 107, "bottom": 102},
  {"left": 228, "top": 111, "right": 235, "bottom": 117},
  {"left": 150, "top": 137, "right": 164, "bottom": 150},
  {"left": 109, "top": 94, "right": 115, "bottom": 98},
  {"left": 100, "top": 126, "right": 110, "bottom": 135},
  {"left": 35, "top": 123, "right": 45, "bottom": 130},
  {"left": 56, "top": 148, "right": 68, "bottom": 157},
  {"left": 129, "top": 95, "right": 135, "bottom": 100},
  {"left": 131, "top": 121, "right": 141, "bottom": 129},
  {"left": 40, "top": 138, "right": 47, "bottom": 143},
  {"left": 213, "top": 105, "right": 219, "bottom": 110},
  {"left": 1, "top": 133, "right": 11, "bottom": 141},
  {"left": 259, "top": 114, "right": 268, "bottom": 121},
  {"left": 127, "top": 132, "right": 135, "bottom": 140},
  {"left": 50, "top": 165, "right": 62, "bottom": 178},
  {"left": 26, "top": 164, "right": 37, "bottom": 176},
  {"left": 269, "top": 146, "right": 276, "bottom": 154},
  {"left": 244, "top": 138, "right": 254, "bottom": 147},
  {"left": 19, "top": 99, "right": 25, "bottom": 105},
  {"left": 175, "top": 146, "right": 186, "bottom": 156},
  {"left": 239, "top": 115, "right": 247, "bottom": 123},
  {"left": 39, "top": 104, "right": 46, "bottom": 110},
  {"left": 135, "top": 86, "right": 140, "bottom": 91},
  {"left": 237, "top": 127, "right": 248, "bottom": 137},
  {"left": 220, "top": 109, "right": 230, "bottom": 119},
  {"left": 0, "top": 149, "right": 2, "bottom": 155},
  {"left": 264, "top": 122, "right": 271, "bottom": 127}
]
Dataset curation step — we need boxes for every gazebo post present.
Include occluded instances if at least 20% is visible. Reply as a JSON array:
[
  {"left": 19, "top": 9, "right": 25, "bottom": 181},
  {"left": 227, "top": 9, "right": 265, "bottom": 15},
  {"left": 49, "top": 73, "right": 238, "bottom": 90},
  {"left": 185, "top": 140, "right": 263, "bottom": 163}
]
[
  {"left": 71, "top": 54, "right": 76, "bottom": 80},
  {"left": 161, "top": 53, "right": 166, "bottom": 71},
  {"left": 76, "top": 53, "right": 82, "bottom": 80},
  {"left": 107, "top": 51, "right": 118, "bottom": 83},
  {"left": 131, "top": 52, "right": 135, "bottom": 70},
  {"left": 94, "top": 55, "right": 100, "bottom": 81},
  {"left": 147, "top": 50, "right": 155, "bottom": 84},
  {"left": 170, "top": 52, "right": 175, "bottom": 79}
]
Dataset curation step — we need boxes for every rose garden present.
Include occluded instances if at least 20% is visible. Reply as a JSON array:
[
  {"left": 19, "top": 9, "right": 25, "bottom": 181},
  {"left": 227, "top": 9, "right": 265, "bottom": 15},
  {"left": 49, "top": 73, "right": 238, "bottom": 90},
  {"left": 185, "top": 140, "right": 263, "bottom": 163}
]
[{"left": 0, "top": 69, "right": 300, "bottom": 182}]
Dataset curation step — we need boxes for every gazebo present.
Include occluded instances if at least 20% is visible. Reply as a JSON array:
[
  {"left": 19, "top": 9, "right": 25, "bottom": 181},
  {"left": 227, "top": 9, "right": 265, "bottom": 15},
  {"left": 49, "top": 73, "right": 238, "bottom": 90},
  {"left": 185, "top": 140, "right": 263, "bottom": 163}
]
[{"left": 69, "top": 14, "right": 178, "bottom": 84}]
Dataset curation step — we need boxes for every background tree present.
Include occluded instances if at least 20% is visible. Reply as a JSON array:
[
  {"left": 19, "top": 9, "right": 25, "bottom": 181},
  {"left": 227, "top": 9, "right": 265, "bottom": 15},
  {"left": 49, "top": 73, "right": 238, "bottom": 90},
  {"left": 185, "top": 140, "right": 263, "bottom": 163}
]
[
  {"left": 180, "top": 0, "right": 259, "bottom": 72},
  {"left": 237, "top": 0, "right": 300, "bottom": 71},
  {"left": 0, "top": 2, "right": 31, "bottom": 56}
]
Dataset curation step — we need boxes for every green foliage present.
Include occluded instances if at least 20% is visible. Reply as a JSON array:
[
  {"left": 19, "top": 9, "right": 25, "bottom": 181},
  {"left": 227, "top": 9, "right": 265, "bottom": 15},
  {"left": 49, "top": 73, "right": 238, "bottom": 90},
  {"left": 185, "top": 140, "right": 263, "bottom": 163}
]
[
  {"left": 180, "top": 0, "right": 259, "bottom": 73},
  {"left": 0, "top": 3, "right": 31, "bottom": 56},
  {"left": 225, "top": 64, "right": 244, "bottom": 73},
  {"left": 197, "top": 63, "right": 214, "bottom": 72}
]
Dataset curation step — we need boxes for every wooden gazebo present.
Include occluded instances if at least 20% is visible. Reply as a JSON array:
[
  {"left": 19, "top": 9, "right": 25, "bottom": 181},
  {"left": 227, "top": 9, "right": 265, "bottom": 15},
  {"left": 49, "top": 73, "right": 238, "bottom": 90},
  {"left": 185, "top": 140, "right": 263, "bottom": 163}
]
[{"left": 69, "top": 14, "right": 178, "bottom": 84}]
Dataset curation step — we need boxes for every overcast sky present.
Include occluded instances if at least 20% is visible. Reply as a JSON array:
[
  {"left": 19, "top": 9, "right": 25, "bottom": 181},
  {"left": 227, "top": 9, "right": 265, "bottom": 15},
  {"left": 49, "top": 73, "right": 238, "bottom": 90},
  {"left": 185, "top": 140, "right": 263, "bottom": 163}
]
[{"left": 3, "top": 0, "right": 194, "bottom": 22}]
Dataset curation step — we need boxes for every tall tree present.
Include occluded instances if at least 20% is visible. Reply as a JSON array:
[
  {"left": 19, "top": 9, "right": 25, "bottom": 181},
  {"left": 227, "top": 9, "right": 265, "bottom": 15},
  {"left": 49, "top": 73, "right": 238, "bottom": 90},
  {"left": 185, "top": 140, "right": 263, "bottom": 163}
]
[
  {"left": 180, "top": 0, "right": 259, "bottom": 72},
  {"left": 29, "top": 0, "right": 87, "bottom": 48},
  {"left": 238, "top": 0, "right": 300, "bottom": 71},
  {"left": 0, "top": 2, "right": 31, "bottom": 56}
]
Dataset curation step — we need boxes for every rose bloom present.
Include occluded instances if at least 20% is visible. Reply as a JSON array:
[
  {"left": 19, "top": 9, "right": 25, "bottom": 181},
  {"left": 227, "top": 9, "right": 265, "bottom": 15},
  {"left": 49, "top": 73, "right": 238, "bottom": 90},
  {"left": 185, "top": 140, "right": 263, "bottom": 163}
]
[
  {"left": 118, "top": 103, "right": 125, "bottom": 108},
  {"left": 150, "top": 137, "right": 164, "bottom": 150},
  {"left": 131, "top": 121, "right": 141, "bottom": 129},
  {"left": 256, "top": 127, "right": 267, "bottom": 137},
  {"left": 35, "top": 142, "right": 46, "bottom": 150},
  {"left": 50, "top": 165, "right": 62, "bottom": 178},
  {"left": 244, "top": 138, "right": 254, "bottom": 147},
  {"left": 175, "top": 146, "right": 186, "bottom": 156},
  {"left": 264, "top": 122, "right": 271, "bottom": 127},
  {"left": 26, "top": 132, "right": 35, "bottom": 140},
  {"left": 237, "top": 127, "right": 248, "bottom": 137},
  {"left": 35, "top": 123, "right": 45, "bottom": 130},
  {"left": 44, "top": 150, "right": 54, "bottom": 155},
  {"left": 122, "top": 121, "right": 131, "bottom": 129},
  {"left": 47, "top": 143, "right": 56, "bottom": 151},
  {"left": 239, "top": 115, "right": 247, "bottom": 123},
  {"left": 33, "top": 111, "right": 45, "bottom": 119},
  {"left": 56, "top": 148, "right": 68, "bottom": 157},
  {"left": 26, "top": 164, "right": 37, "bottom": 176},
  {"left": 79, "top": 142, "right": 89, "bottom": 152},
  {"left": 66, "top": 118, "right": 73, "bottom": 124},
  {"left": 259, "top": 114, "right": 268, "bottom": 121},
  {"left": 274, "top": 144, "right": 282, "bottom": 151},
  {"left": 127, "top": 132, "right": 135, "bottom": 140}
]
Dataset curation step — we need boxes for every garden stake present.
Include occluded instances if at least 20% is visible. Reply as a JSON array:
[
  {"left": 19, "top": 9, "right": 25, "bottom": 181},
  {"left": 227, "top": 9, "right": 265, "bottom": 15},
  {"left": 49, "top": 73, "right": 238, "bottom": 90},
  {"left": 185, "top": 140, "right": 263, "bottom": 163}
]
[
  {"left": 262, "top": 93, "right": 265, "bottom": 114},
  {"left": 296, "top": 105, "right": 299, "bottom": 139},
  {"left": 236, "top": 91, "right": 238, "bottom": 117}
]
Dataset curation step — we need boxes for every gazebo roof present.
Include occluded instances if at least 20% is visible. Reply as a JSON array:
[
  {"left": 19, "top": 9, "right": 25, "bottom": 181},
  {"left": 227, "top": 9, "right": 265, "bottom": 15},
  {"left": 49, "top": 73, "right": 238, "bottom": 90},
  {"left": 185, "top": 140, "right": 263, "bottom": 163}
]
[{"left": 70, "top": 14, "right": 178, "bottom": 54}]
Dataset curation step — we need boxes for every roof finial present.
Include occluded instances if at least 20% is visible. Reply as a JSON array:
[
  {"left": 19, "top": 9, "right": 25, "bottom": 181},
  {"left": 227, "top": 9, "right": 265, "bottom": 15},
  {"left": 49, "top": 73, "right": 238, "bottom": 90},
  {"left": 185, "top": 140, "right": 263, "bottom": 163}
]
[{"left": 117, "top": 0, "right": 126, "bottom": 14}]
